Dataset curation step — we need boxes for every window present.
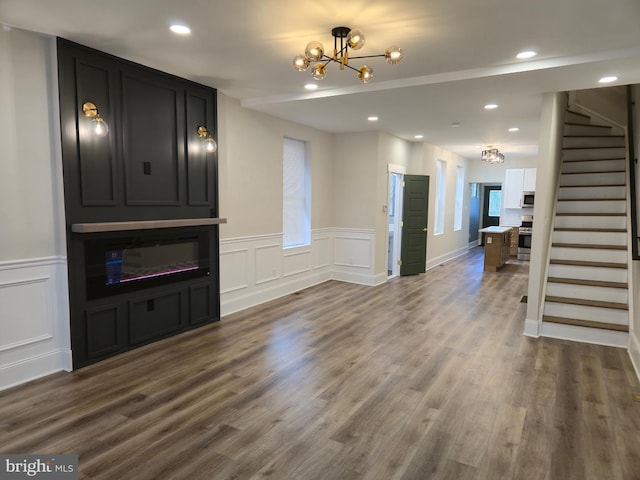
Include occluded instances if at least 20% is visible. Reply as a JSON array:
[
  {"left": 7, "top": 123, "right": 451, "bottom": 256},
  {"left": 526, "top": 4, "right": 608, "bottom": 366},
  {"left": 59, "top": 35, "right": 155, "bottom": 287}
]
[
  {"left": 434, "top": 159, "right": 446, "bottom": 235},
  {"left": 488, "top": 190, "right": 502, "bottom": 217},
  {"left": 454, "top": 165, "right": 464, "bottom": 231},
  {"left": 283, "top": 138, "right": 311, "bottom": 248}
]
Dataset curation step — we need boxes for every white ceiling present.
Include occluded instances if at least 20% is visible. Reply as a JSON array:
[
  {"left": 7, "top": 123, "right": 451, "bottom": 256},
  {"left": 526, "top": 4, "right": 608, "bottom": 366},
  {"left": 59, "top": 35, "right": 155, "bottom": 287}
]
[{"left": 2, "top": 0, "right": 640, "bottom": 161}]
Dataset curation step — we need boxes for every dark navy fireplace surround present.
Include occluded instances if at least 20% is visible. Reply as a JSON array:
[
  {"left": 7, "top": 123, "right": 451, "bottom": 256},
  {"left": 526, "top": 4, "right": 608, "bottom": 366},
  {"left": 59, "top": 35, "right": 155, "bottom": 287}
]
[{"left": 57, "top": 39, "right": 221, "bottom": 368}]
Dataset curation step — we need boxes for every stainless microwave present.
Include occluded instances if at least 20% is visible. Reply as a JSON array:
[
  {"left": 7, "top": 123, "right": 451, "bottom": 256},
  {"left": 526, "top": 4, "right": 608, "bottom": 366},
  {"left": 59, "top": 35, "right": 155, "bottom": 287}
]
[{"left": 521, "top": 191, "right": 535, "bottom": 207}]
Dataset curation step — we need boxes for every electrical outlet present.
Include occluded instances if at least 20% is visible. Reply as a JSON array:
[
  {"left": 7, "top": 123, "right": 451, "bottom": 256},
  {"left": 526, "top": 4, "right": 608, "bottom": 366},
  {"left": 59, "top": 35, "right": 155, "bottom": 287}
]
[{"left": 487, "top": 237, "right": 493, "bottom": 244}]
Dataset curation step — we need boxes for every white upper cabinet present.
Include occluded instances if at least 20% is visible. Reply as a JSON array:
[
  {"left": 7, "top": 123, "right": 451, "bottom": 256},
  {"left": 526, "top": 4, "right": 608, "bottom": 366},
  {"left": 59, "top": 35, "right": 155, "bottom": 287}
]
[
  {"left": 504, "top": 169, "right": 524, "bottom": 208},
  {"left": 523, "top": 168, "right": 537, "bottom": 192},
  {"left": 503, "top": 168, "right": 536, "bottom": 209}
]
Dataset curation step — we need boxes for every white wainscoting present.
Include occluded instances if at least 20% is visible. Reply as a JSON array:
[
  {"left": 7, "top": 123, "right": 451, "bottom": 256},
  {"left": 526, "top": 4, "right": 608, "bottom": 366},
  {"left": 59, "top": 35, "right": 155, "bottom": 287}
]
[
  {"left": 220, "top": 228, "right": 376, "bottom": 316},
  {"left": 0, "top": 257, "right": 72, "bottom": 391}
]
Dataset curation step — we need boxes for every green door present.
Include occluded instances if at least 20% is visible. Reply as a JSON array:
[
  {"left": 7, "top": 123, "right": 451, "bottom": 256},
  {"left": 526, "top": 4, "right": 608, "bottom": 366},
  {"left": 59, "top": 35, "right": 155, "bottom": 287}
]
[{"left": 400, "top": 175, "right": 430, "bottom": 276}]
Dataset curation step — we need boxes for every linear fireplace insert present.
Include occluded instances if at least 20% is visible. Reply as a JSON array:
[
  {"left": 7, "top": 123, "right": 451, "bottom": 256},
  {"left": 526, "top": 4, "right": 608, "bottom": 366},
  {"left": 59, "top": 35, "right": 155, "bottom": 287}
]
[{"left": 85, "top": 229, "right": 210, "bottom": 299}]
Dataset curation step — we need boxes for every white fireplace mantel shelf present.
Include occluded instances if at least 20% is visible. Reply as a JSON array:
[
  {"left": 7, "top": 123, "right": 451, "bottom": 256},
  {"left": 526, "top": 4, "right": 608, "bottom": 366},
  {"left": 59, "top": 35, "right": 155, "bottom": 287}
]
[{"left": 71, "top": 218, "right": 227, "bottom": 233}]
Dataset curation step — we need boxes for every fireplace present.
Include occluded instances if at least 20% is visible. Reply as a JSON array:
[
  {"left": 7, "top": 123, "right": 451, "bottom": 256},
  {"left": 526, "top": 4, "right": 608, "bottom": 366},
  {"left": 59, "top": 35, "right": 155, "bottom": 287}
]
[{"left": 85, "top": 229, "right": 210, "bottom": 300}]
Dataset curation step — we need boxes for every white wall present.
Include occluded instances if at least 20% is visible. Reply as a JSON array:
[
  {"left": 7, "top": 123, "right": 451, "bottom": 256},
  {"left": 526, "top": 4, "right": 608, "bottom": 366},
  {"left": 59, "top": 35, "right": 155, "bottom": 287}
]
[
  {"left": 524, "top": 92, "right": 567, "bottom": 337},
  {"left": 410, "top": 142, "right": 472, "bottom": 268},
  {"left": 467, "top": 156, "right": 538, "bottom": 184},
  {"left": 630, "top": 85, "right": 640, "bottom": 379},
  {"left": 0, "top": 28, "right": 71, "bottom": 390}
]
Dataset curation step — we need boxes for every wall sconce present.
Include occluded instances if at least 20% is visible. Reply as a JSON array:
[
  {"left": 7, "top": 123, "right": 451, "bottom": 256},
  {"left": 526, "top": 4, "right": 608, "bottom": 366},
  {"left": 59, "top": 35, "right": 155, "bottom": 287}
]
[
  {"left": 197, "top": 126, "right": 217, "bottom": 153},
  {"left": 82, "top": 102, "right": 109, "bottom": 137}
]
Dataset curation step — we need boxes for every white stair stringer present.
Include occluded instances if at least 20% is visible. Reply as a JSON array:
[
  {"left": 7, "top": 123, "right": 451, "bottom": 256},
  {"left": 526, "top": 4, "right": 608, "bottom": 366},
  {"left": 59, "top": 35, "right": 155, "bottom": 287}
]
[{"left": 541, "top": 108, "right": 630, "bottom": 344}]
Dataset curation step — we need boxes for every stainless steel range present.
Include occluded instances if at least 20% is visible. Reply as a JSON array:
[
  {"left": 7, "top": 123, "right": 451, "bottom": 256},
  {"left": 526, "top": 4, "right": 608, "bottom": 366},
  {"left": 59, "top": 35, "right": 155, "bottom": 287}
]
[{"left": 518, "top": 215, "right": 533, "bottom": 260}]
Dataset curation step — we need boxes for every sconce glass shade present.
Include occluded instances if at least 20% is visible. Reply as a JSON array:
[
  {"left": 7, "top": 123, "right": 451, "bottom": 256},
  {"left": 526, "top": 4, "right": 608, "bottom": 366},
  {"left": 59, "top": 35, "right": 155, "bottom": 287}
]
[
  {"left": 293, "top": 54, "right": 310, "bottom": 71},
  {"left": 305, "top": 41, "right": 324, "bottom": 61},
  {"left": 205, "top": 137, "right": 217, "bottom": 153},
  {"left": 385, "top": 46, "right": 404, "bottom": 65},
  {"left": 347, "top": 29, "right": 365, "bottom": 50},
  {"left": 312, "top": 63, "right": 327, "bottom": 80},
  {"left": 357, "top": 65, "right": 373, "bottom": 83},
  {"left": 91, "top": 116, "right": 109, "bottom": 137}
]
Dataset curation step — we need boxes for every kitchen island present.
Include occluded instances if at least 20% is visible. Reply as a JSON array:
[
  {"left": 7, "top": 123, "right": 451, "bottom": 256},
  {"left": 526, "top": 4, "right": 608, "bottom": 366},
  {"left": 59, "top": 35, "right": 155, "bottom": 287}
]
[{"left": 479, "top": 226, "right": 512, "bottom": 272}]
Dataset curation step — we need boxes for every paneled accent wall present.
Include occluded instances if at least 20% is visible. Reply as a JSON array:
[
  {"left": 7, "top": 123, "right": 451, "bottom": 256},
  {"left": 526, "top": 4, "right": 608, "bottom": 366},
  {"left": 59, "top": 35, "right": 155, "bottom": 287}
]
[
  {"left": 220, "top": 228, "right": 377, "bottom": 316},
  {"left": 0, "top": 258, "right": 71, "bottom": 391}
]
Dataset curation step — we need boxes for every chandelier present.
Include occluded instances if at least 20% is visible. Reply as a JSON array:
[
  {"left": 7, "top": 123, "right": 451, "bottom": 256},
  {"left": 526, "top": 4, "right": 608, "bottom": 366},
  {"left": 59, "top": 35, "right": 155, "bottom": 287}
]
[
  {"left": 481, "top": 148, "right": 505, "bottom": 164},
  {"left": 293, "top": 26, "right": 403, "bottom": 84}
]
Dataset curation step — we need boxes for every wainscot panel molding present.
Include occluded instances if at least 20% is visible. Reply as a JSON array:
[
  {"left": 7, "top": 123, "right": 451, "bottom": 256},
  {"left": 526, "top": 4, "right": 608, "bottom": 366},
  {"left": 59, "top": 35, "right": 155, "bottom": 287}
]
[
  {"left": 220, "top": 228, "right": 474, "bottom": 317},
  {"left": 0, "top": 257, "right": 72, "bottom": 391}
]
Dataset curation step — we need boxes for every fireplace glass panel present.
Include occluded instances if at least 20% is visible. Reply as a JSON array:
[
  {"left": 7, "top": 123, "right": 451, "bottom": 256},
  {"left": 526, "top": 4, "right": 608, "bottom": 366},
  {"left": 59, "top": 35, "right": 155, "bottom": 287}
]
[{"left": 86, "top": 230, "right": 210, "bottom": 299}]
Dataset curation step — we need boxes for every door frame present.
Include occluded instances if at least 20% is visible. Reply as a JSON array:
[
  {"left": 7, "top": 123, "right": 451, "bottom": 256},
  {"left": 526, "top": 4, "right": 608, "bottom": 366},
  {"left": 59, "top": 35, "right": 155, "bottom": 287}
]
[{"left": 387, "top": 164, "right": 406, "bottom": 278}]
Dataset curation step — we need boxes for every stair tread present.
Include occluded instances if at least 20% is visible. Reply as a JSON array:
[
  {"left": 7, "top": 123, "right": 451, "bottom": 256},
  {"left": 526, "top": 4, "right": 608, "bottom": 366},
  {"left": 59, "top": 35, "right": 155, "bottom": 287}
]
[
  {"left": 552, "top": 243, "right": 627, "bottom": 250},
  {"left": 563, "top": 158, "right": 626, "bottom": 162},
  {"left": 549, "top": 259, "right": 627, "bottom": 269},
  {"left": 555, "top": 212, "right": 626, "bottom": 216},
  {"left": 547, "top": 277, "right": 628, "bottom": 289},
  {"left": 542, "top": 315, "right": 629, "bottom": 332},
  {"left": 561, "top": 170, "right": 626, "bottom": 175},
  {"left": 559, "top": 184, "right": 625, "bottom": 188},
  {"left": 554, "top": 228, "right": 626, "bottom": 233},
  {"left": 545, "top": 295, "right": 628, "bottom": 310},
  {"left": 557, "top": 198, "right": 626, "bottom": 202}
]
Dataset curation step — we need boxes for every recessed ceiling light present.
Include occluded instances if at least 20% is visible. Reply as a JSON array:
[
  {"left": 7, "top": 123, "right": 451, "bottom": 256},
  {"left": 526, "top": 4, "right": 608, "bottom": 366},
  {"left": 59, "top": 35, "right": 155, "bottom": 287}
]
[
  {"left": 599, "top": 76, "right": 618, "bottom": 84},
  {"left": 368, "top": 116, "right": 379, "bottom": 122},
  {"left": 451, "top": 122, "right": 461, "bottom": 128},
  {"left": 516, "top": 50, "right": 537, "bottom": 59},
  {"left": 414, "top": 135, "right": 424, "bottom": 140},
  {"left": 508, "top": 127, "right": 520, "bottom": 132},
  {"left": 304, "top": 83, "right": 318, "bottom": 90},
  {"left": 170, "top": 24, "right": 191, "bottom": 35},
  {"left": 484, "top": 104, "right": 498, "bottom": 110}
]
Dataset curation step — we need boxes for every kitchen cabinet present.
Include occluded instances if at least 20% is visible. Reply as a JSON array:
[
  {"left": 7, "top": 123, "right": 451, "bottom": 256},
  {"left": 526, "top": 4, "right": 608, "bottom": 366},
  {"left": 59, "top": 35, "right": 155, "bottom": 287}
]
[
  {"left": 503, "top": 168, "right": 536, "bottom": 209},
  {"left": 503, "top": 169, "right": 524, "bottom": 209},
  {"left": 523, "top": 168, "right": 537, "bottom": 192},
  {"left": 479, "top": 226, "right": 511, "bottom": 272},
  {"left": 510, "top": 227, "right": 519, "bottom": 256}
]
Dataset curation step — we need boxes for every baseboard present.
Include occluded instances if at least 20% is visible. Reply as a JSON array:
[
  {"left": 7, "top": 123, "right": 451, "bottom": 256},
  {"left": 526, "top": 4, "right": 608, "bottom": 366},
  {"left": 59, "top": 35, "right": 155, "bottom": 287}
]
[
  {"left": 468, "top": 240, "right": 481, "bottom": 249},
  {"left": 0, "top": 349, "right": 72, "bottom": 392},
  {"left": 426, "top": 246, "right": 470, "bottom": 271},
  {"left": 629, "top": 331, "right": 640, "bottom": 383},
  {"left": 523, "top": 319, "right": 541, "bottom": 337},
  {"left": 332, "top": 270, "right": 378, "bottom": 286},
  {"left": 540, "top": 321, "right": 628, "bottom": 348}
]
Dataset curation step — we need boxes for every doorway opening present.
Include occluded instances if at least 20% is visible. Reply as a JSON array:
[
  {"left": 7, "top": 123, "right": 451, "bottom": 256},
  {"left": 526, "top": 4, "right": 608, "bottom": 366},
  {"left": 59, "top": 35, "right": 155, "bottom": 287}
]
[{"left": 388, "top": 172, "right": 403, "bottom": 278}]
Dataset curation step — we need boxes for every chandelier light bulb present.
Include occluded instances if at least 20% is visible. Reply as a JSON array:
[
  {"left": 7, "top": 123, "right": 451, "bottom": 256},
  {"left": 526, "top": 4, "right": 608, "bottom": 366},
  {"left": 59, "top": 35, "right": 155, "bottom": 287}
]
[
  {"left": 305, "top": 41, "right": 325, "bottom": 61},
  {"left": 312, "top": 63, "right": 327, "bottom": 80},
  {"left": 293, "top": 54, "right": 310, "bottom": 72},
  {"left": 384, "top": 46, "right": 403, "bottom": 65},
  {"left": 205, "top": 137, "right": 217, "bottom": 153},
  {"left": 347, "top": 29, "right": 365, "bottom": 50},
  {"left": 357, "top": 65, "right": 373, "bottom": 83}
]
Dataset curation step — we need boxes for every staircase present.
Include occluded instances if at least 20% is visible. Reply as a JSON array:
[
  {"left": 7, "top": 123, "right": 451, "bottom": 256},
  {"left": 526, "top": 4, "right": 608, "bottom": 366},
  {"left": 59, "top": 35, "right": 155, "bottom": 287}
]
[{"left": 542, "top": 109, "right": 630, "bottom": 344}]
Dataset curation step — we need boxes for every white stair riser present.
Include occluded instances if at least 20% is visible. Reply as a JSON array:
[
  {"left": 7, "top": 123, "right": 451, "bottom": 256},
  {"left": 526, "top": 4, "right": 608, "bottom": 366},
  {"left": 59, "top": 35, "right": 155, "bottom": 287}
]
[
  {"left": 563, "top": 147, "right": 626, "bottom": 161},
  {"left": 554, "top": 216, "right": 626, "bottom": 230},
  {"left": 560, "top": 172, "right": 626, "bottom": 187},
  {"left": 546, "top": 282, "right": 628, "bottom": 304},
  {"left": 543, "top": 302, "right": 628, "bottom": 325},
  {"left": 550, "top": 246, "right": 627, "bottom": 263},
  {"left": 552, "top": 230, "right": 627, "bottom": 246},
  {"left": 564, "top": 124, "right": 613, "bottom": 136},
  {"left": 563, "top": 137, "right": 625, "bottom": 149},
  {"left": 556, "top": 200, "right": 626, "bottom": 214},
  {"left": 548, "top": 264, "right": 628, "bottom": 283},
  {"left": 558, "top": 186, "right": 625, "bottom": 200},
  {"left": 562, "top": 159, "right": 626, "bottom": 174}
]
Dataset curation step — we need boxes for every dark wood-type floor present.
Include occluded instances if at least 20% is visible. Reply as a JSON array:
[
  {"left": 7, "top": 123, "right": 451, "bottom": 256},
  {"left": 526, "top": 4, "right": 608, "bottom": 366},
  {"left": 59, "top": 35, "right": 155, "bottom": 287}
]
[{"left": 2, "top": 248, "right": 640, "bottom": 479}]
